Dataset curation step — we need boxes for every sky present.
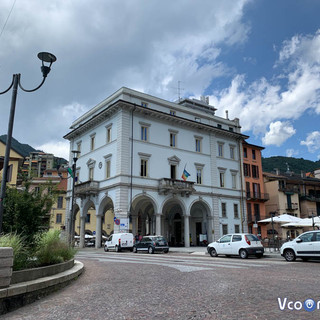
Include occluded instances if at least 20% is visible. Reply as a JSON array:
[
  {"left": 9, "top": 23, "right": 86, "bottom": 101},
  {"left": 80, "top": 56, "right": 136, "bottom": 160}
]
[{"left": 1, "top": 0, "right": 320, "bottom": 161}]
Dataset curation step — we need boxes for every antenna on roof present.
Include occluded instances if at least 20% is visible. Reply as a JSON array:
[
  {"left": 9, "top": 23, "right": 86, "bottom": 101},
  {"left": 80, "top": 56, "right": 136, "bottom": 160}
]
[{"left": 177, "top": 81, "right": 184, "bottom": 102}]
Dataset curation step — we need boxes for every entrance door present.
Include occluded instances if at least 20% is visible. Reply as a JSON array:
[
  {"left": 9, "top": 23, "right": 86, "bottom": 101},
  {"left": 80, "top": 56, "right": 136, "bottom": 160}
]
[{"left": 196, "top": 222, "right": 202, "bottom": 246}]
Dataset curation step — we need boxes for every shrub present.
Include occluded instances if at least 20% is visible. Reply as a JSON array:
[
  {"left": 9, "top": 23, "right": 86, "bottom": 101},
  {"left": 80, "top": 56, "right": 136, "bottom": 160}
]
[
  {"left": 35, "top": 229, "right": 77, "bottom": 266},
  {"left": 0, "top": 233, "right": 29, "bottom": 270}
]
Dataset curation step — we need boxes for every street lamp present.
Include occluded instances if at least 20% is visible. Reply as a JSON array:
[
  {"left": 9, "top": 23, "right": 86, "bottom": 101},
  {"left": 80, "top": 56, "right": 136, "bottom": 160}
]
[
  {"left": 0, "top": 52, "right": 57, "bottom": 233},
  {"left": 68, "top": 150, "right": 80, "bottom": 245}
]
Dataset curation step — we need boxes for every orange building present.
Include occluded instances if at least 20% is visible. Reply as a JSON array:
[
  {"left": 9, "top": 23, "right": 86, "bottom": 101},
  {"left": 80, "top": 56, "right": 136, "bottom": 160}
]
[{"left": 243, "top": 142, "right": 269, "bottom": 238}]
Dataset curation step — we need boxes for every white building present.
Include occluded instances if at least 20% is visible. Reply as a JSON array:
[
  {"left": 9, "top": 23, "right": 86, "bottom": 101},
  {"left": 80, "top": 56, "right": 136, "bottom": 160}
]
[{"left": 64, "top": 87, "right": 248, "bottom": 248}]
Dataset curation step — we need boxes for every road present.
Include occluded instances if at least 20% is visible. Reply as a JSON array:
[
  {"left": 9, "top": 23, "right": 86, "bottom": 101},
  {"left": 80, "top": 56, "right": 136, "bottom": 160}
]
[{"left": 3, "top": 249, "right": 320, "bottom": 320}]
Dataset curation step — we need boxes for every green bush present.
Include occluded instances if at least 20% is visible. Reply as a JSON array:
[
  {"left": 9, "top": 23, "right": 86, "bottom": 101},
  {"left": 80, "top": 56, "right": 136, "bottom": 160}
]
[
  {"left": 0, "top": 233, "right": 30, "bottom": 270},
  {"left": 35, "top": 229, "right": 77, "bottom": 266}
]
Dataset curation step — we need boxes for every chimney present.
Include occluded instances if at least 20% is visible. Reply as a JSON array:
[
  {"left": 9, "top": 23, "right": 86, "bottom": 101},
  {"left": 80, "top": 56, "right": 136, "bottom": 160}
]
[{"left": 225, "top": 110, "right": 229, "bottom": 119}]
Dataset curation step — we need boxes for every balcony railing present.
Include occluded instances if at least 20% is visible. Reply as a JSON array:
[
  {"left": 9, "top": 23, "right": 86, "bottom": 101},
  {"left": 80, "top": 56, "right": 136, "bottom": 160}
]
[
  {"left": 246, "top": 192, "right": 269, "bottom": 202},
  {"left": 285, "top": 203, "right": 299, "bottom": 210},
  {"left": 158, "top": 178, "right": 195, "bottom": 197},
  {"left": 300, "top": 194, "right": 320, "bottom": 202},
  {"left": 75, "top": 180, "right": 99, "bottom": 196}
]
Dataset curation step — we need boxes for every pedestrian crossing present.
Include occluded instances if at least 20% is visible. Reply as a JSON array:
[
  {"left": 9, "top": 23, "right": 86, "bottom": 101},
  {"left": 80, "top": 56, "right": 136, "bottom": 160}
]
[{"left": 76, "top": 251, "right": 283, "bottom": 273}]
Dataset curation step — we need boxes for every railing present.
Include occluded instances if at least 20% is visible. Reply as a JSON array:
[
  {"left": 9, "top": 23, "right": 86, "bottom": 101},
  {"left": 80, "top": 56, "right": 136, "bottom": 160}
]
[
  {"left": 278, "top": 186, "right": 299, "bottom": 193},
  {"left": 285, "top": 203, "right": 298, "bottom": 210},
  {"left": 300, "top": 194, "right": 320, "bottom": 202},
  {"left": 75, "top": 180, "right": 99, "bottom": 196},
  {"left": 158, "top": 178, "right": 195, "bottom": 196},
  {"left": 246, "top": 192, "right": 269, "bottom": 201}
]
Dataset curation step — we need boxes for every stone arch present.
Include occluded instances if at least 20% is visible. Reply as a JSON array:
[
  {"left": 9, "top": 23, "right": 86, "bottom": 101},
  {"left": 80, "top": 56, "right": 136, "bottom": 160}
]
[
  {"left": 189, "top": 200, "right": 212, "bottom": 246},
  {"left": 98, "top": 195, "right": 114, "bottom": 238}
]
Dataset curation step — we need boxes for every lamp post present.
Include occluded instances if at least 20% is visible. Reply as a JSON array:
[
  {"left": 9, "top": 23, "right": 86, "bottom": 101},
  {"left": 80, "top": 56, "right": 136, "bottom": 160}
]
[
  {"left": 0, "top": 52, "right": 57, "bottom": 233},
  {"left": 68, "top": 150, "right": 80, "bottom": 246}
]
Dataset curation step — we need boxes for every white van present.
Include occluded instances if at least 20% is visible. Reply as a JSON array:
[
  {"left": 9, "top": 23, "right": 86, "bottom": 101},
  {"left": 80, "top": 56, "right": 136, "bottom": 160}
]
[{"left": 104, "top": 233, "right": 134, "bottom": 252}]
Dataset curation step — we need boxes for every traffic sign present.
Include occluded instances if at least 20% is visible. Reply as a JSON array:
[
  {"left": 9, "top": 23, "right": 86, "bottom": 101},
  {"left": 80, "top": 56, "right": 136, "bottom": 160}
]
[{"left": 115, "top": 219, "right": 120, "bottom": 225}]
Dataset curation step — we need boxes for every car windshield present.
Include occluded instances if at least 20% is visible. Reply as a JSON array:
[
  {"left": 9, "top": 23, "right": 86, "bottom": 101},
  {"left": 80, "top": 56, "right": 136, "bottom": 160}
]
[
  {"left": 152, "top": 237, "right": 166, "bottom": 241},
  {"left": 246, "top": 234, "right": 260, "bottom": 241}
]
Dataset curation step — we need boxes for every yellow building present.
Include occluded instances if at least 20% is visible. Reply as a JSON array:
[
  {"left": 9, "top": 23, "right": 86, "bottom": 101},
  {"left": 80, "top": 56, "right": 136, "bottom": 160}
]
[{"left": 0, "top": 139, "right": 24, "bottom": 187}]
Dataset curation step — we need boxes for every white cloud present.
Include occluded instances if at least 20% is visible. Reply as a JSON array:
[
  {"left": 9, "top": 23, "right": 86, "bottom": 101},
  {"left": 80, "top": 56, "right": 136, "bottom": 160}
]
[
  {"left": 300, "top": 131, "right": 320, "bottom": 153},
  {"left": 36, "top": 141, "right": 70, "bottom": 160},
  {"left": 262, "top": 121, "right": 296, "bottom": 146},
  {"left": 286, "top": 149, "right": 299, "bottom": 157}
]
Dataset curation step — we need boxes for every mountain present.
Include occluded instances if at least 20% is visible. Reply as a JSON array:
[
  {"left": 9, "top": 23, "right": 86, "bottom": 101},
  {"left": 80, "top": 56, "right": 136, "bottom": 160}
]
[
  {"left": 0, "top": 135, "right": 38, "bottom": 158},
  {"left": 262, "top": 156, "right": 320, "bottom": 174},
  {"left": 0, "top": 135, "right": 68, "bottom": 167}
]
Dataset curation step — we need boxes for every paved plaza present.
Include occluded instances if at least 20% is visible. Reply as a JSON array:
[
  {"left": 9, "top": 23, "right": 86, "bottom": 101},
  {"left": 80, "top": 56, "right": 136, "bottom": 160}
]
[{"left": 2, "top": 248, "right": 319, "bottom": 320}]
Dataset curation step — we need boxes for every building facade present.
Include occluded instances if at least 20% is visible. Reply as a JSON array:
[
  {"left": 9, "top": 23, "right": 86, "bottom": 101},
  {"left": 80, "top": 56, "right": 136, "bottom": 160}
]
[
  {"left": 22, "top": 152, "right": 54, "bottom": 178},
  {"left": 242, "top": 142, "right": 269, "bottom": 238},
  {"left": 64, "top": 87, "right": 248, "bottom": 248}
]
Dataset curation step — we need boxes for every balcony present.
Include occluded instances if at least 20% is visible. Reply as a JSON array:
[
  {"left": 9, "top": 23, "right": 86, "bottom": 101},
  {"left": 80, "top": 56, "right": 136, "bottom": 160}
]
[
  {"left": 75, "top": 180, "right": 99, "bottom": 197},
  {"left": 285, "top": 203, "right": 298, "bottom": 210},
  {"left": 300, "top": 194, "right": 320, "bottom": 202},
  {"left": 158, "top": 178, "right": 195, "bottom": 197},
  {"left": 246, "top": 192, "right": 269, "bottom": 202}
]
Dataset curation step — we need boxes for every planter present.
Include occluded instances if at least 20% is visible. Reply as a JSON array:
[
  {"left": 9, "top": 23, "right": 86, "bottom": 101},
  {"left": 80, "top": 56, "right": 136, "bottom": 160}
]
[
  {"left": 0, "top": 248, "right": 13, "bottom": 289},
  {"left": 11, "top": 259, "right": 74, "bottom": 284}
]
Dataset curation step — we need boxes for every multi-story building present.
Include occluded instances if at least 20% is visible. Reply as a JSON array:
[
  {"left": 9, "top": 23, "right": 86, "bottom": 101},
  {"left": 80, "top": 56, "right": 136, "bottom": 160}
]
[
  {"left": 0, "top": 138, "right": 24, "bottom": 187},
  {"left": 64, "top": 87, "right": 249, "bottom": 248},
  {"left": 22, "top": 152, "right": 54, "bottom": 178},
  {"left": 263, "top": 168, "right": 320, "bottom": 239},
  {"left": 242, "top": 142, "right": 269, "bottom": 238}
]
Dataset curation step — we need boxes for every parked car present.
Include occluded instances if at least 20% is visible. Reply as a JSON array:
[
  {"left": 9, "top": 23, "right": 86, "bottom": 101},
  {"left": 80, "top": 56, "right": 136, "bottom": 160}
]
[
  {"left": 104, "top": 233, "right": 134, "bottom": 252},
  {"left": 207, "top": 233, "right": 264, "bottom": 259},
  {"left": 133, "top": 235, "right": 169, "bottom": 254},
  {"left": 280, "top": 230, "right": 320, "bottom": 262}
]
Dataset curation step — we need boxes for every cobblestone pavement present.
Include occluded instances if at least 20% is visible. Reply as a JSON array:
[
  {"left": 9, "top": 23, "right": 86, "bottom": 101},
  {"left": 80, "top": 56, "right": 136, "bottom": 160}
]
[{"left": 2, "top": 249, "right": 320, "bottom": 320}]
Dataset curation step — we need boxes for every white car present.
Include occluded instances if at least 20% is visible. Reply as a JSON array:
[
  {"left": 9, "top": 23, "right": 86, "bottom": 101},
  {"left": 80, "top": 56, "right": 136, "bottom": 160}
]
[
  {"left": 207, "top": 233, "right": 264, "bottom": 259},
  {"left": 280, "top": 230, "right": 320, "bottom": 262},
  {"left": 104, "top": 233, "right": 134, "bottom": 252}
]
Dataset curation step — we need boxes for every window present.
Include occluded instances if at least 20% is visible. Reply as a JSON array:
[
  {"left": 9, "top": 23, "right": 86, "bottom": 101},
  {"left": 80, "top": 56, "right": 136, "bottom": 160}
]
[
  {"left": 106, "top": 160, "right": 111, "bottom": 178},
  {"left": 222, "top": 203, "right": 227, "bottom": 217},
  {"left": 141, "top": 102, "right": 148, "bottom": 108},
  {"left": 90, "top": 134, "right": 95, "bottom": 151},
  {"left": 106, "top": 126, "right": 112, "bottom": 143},
  {"left": 233, "top": 234, "right": 241, "bottom": 241},
  {"left": 247, "top": 203, "right": 252, "bottom": 222},
  {"left": 217, "top": 124, "right": 222, "bottom": 129},
  {"left": 85, "top": 214, "right": 91, "bottom": 223},
  {"left": 56, "top": 213, "right": 62, "bottom": 224},
  {"left": 218, "top": 143, "right": 224, "bottom": 157},
  {"left": 229, "top": 127, "right": 234, "bottom": 132},
  {"left": 222, "top": 225, "right": 228, "bottom": 236},
  {"left": 230, "top": 146, "right": 235, "bottom": 159},
  {"left": 232, "top": 173, "right": 237, "bottom": 189},
  {"left": 220, "top": 172, "right": 225, "bottom": 187},
  {"left": 170, "top": 165, "right": 176, "bottom": 179},
  {"left": 244, "top": 163, "right": 251, "bottom": 177},
  {"left": 252, "top": 165, "right": 259, "bottom": 178},
  {"left": 89, "top": 167, "right": 94, "bottom": 181},
  {"left": 170, "top": 133, "right": 176, "bottom": 147},
  {"left": 299, "top": 232, "right": 314, "bottom": 242},
  {"left": 57, "top": 196, "right": 63, "bottom": 209},
  {"left": 196, "top": 168, "right": 202, "bottom": 184},
  {"left": 170, "top": 110, "right": 176, "bottom": 116},
  {"left": 253, "top": 183, "right": 260, "bottom": 198},
  {"left": 252, "top": 149, "right": 256, "bottom": 160},
  {"left": 77, "top": 142, "right": 82, "bottom": 157},
  {"left": 246, "top": 181, "right": 250, "bottom": 197},
  {"left": 243, "top": 147, "right": 247, "bottom": 158},
  {"left": 140, "top": 159, "right": 148, "bottom": 177},
  {"left": 234, "top": 204, "right": 239, "bottom": 219},
  {"left": 254, "top": 204, "right": 260, "bottom": 221},
  {"left": 195, "top": 138, "right": 201, "bottom": 152},
  {"left": 234, "top": 225, "right": 240, "bottom": 233},
  {"left": 34, "top": 187, "right": 40, "bottom": 194},
  {"left": 141, "top": 126, "right": 148, "bottom": 141}
]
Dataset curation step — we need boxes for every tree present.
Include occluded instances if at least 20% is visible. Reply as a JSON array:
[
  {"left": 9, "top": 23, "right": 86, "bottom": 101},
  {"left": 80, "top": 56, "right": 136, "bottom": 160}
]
[{"left": 2, "top": 181, "right": 57, "bottom": 245}]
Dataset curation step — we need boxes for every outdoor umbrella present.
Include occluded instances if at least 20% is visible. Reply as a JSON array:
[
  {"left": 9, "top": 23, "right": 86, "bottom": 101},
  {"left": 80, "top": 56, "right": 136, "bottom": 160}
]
[
  {"left": 282, "top": 217, "right": 320, "bottom": 228},
  {"left": 258, "top": 214, "right": 303, "bottom": 224}
]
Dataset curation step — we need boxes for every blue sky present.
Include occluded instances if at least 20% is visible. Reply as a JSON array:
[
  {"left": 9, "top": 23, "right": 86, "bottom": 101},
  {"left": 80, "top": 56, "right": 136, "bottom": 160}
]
[{"left": 0, "top": 0, "right": 320, "bottom": 161}]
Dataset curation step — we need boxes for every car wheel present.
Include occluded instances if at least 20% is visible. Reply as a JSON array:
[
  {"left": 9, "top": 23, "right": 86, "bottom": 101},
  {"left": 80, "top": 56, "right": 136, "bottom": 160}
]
[
  {"left": 209, "top": 248, "right": 218, "bottom": 257},
  {"left": 239, "top": 249, "right": 248, "bottom": 259},
  {"left": 148, "top": 246, "right": 154, "bottom": 254},
  {"left": 104, "top": 246, "right": 108, "bottom": 252},
  {"left": 284, "top": 249, "right": 296, "bottom": 262},
  {"left": 255, "top": 254, "right": 263, "bottom": 258},
  {"left": 133, "top": 246, "right": 137, "bottom": 253}
]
